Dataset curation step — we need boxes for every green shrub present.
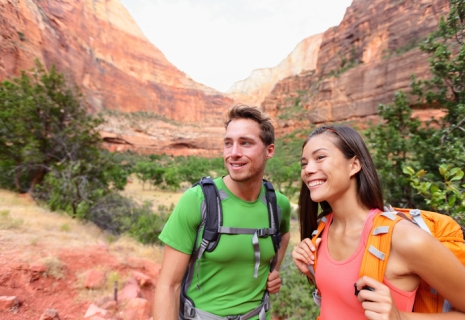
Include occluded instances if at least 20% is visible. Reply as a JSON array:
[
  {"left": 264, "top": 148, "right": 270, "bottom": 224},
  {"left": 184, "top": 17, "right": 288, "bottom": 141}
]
[
  {"left": 271, "top": 251, "right": 320, "bottom": 319},
  {"left": 129, "top": 206, "right": 169, "bottom": 245},
  {"left": 404, "top": 164, "right": 465, "bottom": 228},
  {"left": 86, "top": 193, "right": 169, "bottom": 244}
]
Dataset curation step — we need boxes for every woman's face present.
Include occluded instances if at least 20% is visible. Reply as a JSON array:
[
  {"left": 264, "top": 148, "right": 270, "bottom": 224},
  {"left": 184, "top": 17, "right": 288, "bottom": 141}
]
[{"left": 300, "top": 134, "right": 359, "bottom": 204}]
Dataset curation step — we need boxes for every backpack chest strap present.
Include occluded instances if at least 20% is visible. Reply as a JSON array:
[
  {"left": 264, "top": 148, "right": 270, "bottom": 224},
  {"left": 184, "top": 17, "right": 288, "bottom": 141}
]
[{"left": 219, "top": 226, "right": 277, "bottom": 278}]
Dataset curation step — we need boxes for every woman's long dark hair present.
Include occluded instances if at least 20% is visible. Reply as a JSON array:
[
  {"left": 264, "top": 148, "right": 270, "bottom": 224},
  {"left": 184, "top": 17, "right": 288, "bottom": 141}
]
[{"left": 298, "top": 126, "right": 384, "bottom": 240}]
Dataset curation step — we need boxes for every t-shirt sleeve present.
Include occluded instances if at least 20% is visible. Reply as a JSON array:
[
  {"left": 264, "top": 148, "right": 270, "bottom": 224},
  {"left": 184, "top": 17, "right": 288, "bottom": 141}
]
[
  {"left": 277, "top": 193, "right": 291, "bottom": 234},
  {"left": 159, "top": 187, "right": 203, "bottom": 254}
]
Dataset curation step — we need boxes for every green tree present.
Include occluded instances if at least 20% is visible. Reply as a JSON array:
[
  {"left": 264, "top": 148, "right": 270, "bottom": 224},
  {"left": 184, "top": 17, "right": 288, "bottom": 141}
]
[
  {"left": 367, "top": 92, "right": 426, "bottom": 207},
  {"left": 367, "top": 0, "right": 465, "bottom": 209},
  {"left": 404, "top": 164, "right": 465, "bottom": 226},
  {"left": 0, "top": 61, "right": 103, "bottom": 191},
  {"left": 266, "top": 130, "right": 307, "bottom": 199},
  {"left": 0, "top": 61, "right": 123, "bottom": 217}
]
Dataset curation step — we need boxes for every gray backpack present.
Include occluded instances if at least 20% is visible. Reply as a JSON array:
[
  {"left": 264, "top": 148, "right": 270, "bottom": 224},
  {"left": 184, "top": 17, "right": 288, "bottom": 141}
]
[{"left": 180, "top": 176, "right": 281, "bottom": 320}]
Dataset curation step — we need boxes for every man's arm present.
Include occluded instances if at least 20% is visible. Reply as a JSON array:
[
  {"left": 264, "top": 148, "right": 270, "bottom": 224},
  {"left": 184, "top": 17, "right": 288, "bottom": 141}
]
[
  {"left": 153, "top": 245, "right": 190, "bottom": 320},
  {"left": 267, "top": 231, "right": 290, "bottom": 293},
  {"left": 275, "top": 231, "right": 290, "bottom": 271}
]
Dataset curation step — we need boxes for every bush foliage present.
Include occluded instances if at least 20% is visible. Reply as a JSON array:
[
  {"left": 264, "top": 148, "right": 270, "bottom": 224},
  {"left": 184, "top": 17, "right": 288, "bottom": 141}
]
[
  {"left": 1, "top": 1, "right": 465, "bottom": 318},
  {"left": 366, "top": 0, "right": 465, "bottom": 219}
]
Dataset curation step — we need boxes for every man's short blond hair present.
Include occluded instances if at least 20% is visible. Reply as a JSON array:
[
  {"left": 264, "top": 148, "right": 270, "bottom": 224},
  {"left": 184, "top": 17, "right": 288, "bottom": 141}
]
[{"left": 224, "top": 104, "right": 275, "bottom": 146}]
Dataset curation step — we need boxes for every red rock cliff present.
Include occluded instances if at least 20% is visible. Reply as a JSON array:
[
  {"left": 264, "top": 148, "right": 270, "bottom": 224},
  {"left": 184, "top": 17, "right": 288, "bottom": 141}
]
[
  {"left": 262, "top": 0, "right": 450, "bottom": 128},
  {"left": 0, "top": 0, "right": 232, "bottom": 124}
]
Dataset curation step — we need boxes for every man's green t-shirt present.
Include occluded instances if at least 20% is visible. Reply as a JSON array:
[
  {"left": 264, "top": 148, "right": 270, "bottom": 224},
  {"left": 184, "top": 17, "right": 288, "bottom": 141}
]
[{"left": 159, "top": 177, "right": 291, "bottom": 318}]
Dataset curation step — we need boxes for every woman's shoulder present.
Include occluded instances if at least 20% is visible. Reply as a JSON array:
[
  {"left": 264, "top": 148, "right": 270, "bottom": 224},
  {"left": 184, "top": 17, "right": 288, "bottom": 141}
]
[
  {"left": 391, "top": 219, "right": 433, "bottom": 253},
  {"left": 390, "top": 218, "right": 452, "bottom": 269}
]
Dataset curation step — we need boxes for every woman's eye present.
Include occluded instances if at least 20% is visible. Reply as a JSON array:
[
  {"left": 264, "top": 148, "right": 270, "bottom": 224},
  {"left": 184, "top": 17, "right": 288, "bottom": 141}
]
[
  {"left": 316, "top": 155, "right": 326, "bottom": 161},
  {"left": 301, "top": 162, "right": 307, "bottom": 168}
]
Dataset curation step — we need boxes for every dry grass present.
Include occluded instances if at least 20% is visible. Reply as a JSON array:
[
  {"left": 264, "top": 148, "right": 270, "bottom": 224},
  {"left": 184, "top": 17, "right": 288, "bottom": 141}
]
[
  {"left": 39, "top": 256, "right": 66, "bottom": 279},
  {"left": 289, "top": 219, "right": 300, "bottom": 245},
  {"left": 0, "top": 189, "right": 167, "bottom": 264},
  {"left": 0, "top": 180, "right": 299, "bottom": 268},
  {"left": 121, "top": 177, "right": 183, "bottom": 209}
]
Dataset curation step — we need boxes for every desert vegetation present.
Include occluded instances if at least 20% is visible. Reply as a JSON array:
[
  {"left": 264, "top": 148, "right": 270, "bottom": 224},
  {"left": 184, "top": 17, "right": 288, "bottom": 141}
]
[{"left": 0, "top": 0, "right": 465, "bottom": 318}]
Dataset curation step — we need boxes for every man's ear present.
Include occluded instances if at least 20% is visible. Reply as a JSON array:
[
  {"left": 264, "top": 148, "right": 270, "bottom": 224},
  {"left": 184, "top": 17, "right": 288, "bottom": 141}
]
[
  {"left": 349, "top": 156, "right": 361, "bottom": 177},
  {"left": 266, "top": 144, "right": 275, "bottom": 159}
]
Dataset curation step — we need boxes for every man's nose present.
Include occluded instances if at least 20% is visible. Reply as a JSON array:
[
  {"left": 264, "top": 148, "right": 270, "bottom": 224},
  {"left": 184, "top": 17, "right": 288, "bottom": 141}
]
[{"left": 231, "top": 143, "right": 242, "bottom": 157}]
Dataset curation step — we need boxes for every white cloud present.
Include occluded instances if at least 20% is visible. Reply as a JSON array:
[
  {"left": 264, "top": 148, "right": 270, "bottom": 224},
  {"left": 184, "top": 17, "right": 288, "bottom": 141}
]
[{"left": 120, "top": 0, "right": 353, "bottom": 92}]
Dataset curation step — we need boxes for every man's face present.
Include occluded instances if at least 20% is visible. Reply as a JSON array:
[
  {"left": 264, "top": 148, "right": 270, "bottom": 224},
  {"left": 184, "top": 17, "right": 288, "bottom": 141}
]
[{"left": 223, "top": 118, "right": 274, "bottom": 184}]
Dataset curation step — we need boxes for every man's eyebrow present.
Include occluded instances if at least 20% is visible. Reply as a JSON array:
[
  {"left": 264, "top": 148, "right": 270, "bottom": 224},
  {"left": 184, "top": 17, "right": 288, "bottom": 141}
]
[{"left": 224, "top": 136, "right": 255, "bottom": 141}]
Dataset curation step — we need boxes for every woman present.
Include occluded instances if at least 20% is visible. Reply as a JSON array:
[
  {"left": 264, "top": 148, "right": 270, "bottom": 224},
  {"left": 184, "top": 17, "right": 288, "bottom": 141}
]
[{"left": 292, "top": 126, "right": 465, "bottom": 319}]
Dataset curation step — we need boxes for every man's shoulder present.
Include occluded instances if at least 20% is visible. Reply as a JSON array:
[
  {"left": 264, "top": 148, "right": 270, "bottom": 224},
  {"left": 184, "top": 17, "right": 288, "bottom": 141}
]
[{"left": 274, "top": 189, "right": 290, "bottom": 205}]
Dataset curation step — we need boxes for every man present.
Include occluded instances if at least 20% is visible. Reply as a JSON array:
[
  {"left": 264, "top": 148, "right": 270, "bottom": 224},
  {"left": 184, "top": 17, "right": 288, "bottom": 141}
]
[{"left": 153, "top": 104, "right": 291, "bottom": 320}]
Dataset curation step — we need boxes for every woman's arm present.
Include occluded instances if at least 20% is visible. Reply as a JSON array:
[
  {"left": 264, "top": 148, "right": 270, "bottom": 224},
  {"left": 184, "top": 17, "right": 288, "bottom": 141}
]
[
  {"left": 356, "top": 220, "right": 465, "bottom": 319},
  {"left": 393, "top": 221, "right": 465, "bottom": 313},
  {"left": 292, "top": 238, "right": 320, "bottom": 281}
]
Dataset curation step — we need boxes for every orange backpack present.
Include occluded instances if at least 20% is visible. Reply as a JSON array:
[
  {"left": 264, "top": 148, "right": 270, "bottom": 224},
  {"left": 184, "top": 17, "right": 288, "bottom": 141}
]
[{"left": 310, "top": 207, "right": 465, "bottom": 313}]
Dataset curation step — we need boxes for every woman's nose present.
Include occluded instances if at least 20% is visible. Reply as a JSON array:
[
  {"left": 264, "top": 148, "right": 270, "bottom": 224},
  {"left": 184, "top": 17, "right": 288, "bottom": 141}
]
[{"left": 302, "top": 162, "right": 316, "bottom": 175}]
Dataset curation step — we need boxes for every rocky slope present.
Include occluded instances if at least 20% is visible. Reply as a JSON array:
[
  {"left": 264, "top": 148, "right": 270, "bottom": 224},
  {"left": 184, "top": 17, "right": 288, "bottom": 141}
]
[
  {"left": 0, "top": 189, "right": 163, "bottom": 320},
  {"left": 226, "top": 33, "right": 322, "bottom": 107},
  {"left": 262, "top": 0, "right": 450, "bottom": 131},
  {"left": 0, "top": 0, "right": 232, "bottom": 125}
]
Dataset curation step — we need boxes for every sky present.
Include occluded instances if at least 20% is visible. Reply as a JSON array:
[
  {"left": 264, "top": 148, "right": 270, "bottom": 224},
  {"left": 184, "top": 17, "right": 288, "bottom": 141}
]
[{"left": 119, "top": 0, "right": 353, "bottom": 93}]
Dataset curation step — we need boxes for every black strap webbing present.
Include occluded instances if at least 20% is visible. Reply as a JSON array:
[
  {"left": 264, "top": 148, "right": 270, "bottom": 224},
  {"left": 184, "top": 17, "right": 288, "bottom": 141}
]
[
  {"left": 263, "top": 179, "right": 281, "bottom": 253},
  {"left": 198, "top": 177, "right": 222, "bottom": 251}
]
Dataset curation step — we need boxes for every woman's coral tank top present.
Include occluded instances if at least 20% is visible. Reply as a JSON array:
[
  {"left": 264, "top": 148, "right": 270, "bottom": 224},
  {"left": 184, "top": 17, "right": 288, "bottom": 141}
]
[{"left": 316, "top": 209, "right": 417, "bottom": 319}]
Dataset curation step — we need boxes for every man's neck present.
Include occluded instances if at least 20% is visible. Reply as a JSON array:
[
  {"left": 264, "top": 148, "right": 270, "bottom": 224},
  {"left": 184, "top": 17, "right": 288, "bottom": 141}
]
[{"left": 223, "top": 175, "right": 263, "bottom": 202}]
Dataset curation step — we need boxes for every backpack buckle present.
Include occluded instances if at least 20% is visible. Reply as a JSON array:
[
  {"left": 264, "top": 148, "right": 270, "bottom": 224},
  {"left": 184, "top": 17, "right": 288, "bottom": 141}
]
[
  {"left": 183, "top": 300, "right": 196, "bottom": 319},
  {"left": 257, "top": 228, "right": 273, "bottom": 237},
  {"left": 226, "top": 316, "right": 240, "bottom": 320}
]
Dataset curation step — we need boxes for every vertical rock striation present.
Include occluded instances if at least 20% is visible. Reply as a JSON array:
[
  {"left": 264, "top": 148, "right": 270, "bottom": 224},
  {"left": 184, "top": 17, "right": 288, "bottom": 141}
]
[
  {"left": 0, "top": 0, "right": 232, "bottom": 124},
  {"left": 227, "top": 34, "right": 322, "bottom": 107},
  {"left": 262, "top": 0, "right": 450, "bottom": 126}
]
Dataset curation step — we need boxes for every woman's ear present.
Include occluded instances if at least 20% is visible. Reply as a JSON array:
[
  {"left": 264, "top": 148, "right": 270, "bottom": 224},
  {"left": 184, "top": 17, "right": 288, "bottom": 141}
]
[{"left": 349, "top": 156, "right": 361, "bottom": 177}]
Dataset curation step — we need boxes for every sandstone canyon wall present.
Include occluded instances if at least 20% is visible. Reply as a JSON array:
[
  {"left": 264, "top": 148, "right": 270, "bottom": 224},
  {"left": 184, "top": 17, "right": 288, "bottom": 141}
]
[
  {"left": 0, "top": 0, "right": 234, "bottom": 156},
  {"left": 262, "top": 0, "right": 450, "bottom": 131},
  {"left": 226, "top": 33, "right": 322, "bottom": 107},
  {"left": 0, "top": 0, "right": 451, "bottom": 156},
  {"left": 0, "top": 0, "right": 233, "bottom": 123}
]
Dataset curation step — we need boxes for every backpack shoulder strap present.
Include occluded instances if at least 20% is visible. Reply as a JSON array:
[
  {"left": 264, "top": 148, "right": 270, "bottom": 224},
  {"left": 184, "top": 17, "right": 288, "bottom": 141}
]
[
  {"left": 359, "top": 211, "right": 403, "bottom": 282},
  {"left": 309, "top": 215, "right": 329, "bottom": 278},
  {"left": 180, "top": 176, "right": 220, "bottom": 318},
  {"left": 309, "top": 215, "right": 329, "bottom": 307},
  {"left": 262, "top": 179, "right": 281, "bottom": 254},
  {"left": 195, "top": 176, "right": 223, "bottom": 258},
  {"left": 197, "top": 177, "right": 281, "bottom": 276},
  {"left": 180, "top": 177, "right": 282, "bottom": 318}
]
